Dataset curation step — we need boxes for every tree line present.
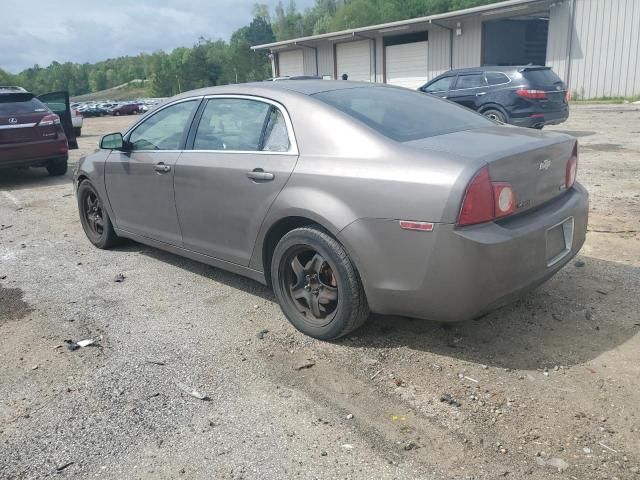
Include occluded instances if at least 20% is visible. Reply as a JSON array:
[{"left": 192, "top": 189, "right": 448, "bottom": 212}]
[{"left": 0, "top": 0, "right": 499, "bottom": 97}]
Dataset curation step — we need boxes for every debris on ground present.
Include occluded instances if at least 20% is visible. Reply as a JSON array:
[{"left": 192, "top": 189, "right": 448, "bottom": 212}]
[
  {"left": 0, "top": 275, "right": 6, "bottom": 280},
  {"left": 0, "top": 224, "right": 12, "bottom": 231},
  {"left": 535, "top": 456, "right": 569, "bottom": 472},
  {"left": 64, "top": 339, "right": 96, "bottom": 351},
  {"left": 146, "top": 360, "right": 166, "bottom": 366},
  {"left": 346, "top": 413, "right": 354, "bottom": 420},
  {"left": 370, "top": 369, "right": 382, "bottom": 380},
  {"left": 440, "top": 393, "right": 461, "bottom": 407},
  {"left": 341, "top": 444, "right": 353, "bottom": 450},
  {"left": 404, "top": 442, "right": 419, "bottom": 451},
  {"left": 176, "top": 382, "right": 209, "bottom": 401},
  {"left": 56, "top": 462, "right": 74, "bottom": 472},
  {"left": 575, "top": 260, "right": 585, "bottom": 267},
  {"left": 598, "top": 442, "right": 617, "bottom": 453},
  {"left": 256, "top": 329, "right": 269, "bottom": 339},
  {"left": 293, "top": 360, "right": 315, "bottom": 371},
  {"left": 114, "top": 273, "right": 126, "bottom": 283},
  {"left": 31, "top": 365, "right": 38, "bottom": 370}
]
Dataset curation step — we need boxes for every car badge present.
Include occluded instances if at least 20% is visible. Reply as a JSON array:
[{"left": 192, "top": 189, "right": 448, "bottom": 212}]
[
  {"left": 538, "top": 159, "right": 551, "bottom": 171},
  {"left": 8, "top": 117, "right": 18, "bottom": 124}
]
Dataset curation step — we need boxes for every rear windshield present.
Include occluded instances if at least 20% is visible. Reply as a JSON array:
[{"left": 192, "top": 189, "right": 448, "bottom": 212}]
[
  {"left": 522, "top": 68, "right": 563, "bottom": 87},
  {"left": 0, "top": 93, "right": 48, "bottom": 115},
  {"left": 313, "top": 86, "right": 491, "bottom": 142}
]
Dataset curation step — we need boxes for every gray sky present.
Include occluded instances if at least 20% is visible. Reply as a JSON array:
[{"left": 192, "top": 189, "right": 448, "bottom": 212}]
[{"left": 1, "top": 0, "right": 316, "bottom": 73}]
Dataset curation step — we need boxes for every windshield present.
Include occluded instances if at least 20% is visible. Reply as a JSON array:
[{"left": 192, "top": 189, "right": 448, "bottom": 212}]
[
  {"left": 0, "top": 93, "right": 48, "bottom": 115},
  {"left": 313, "top": 86, "right": 492, "bottom": 142}
]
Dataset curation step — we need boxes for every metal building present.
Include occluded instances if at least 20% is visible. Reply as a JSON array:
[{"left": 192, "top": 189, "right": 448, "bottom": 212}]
[{"left": 252, "top": 0, "right": 640, "bottom": 99}]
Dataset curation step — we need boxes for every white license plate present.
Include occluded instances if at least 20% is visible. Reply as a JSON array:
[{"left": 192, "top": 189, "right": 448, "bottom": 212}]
[{"left": 546, "top": 217, "right": 574, "bottom": 267}]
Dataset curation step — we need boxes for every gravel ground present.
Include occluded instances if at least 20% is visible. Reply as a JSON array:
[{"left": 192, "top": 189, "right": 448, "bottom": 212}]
[{"left": 1, "top": 105, "right": 639, "bottom": 479}]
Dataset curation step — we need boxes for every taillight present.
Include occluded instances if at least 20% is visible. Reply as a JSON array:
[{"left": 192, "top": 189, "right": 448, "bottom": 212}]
[
  {"left": 458, "top": 166, "right": 516, "bottom": 226},
  {"left": 566, "top": 142, "right": 578, "bottom": 189},
  {"left": 38, "top": 113, "right": 61, "bottom": 126},
  {"left": 516, "top": 89, "right": 547, "bottom": 100},
  {"left": 565, "top": 91, "right": 572, "bottom": 102}
]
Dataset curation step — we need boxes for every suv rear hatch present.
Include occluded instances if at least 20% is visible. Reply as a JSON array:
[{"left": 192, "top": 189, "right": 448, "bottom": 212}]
[
  {"left": 520, "top": 67, "right": 567, "bottom": 109},
  {"left": 0, "top": 93, "right": 57, "bottom": 145},
  {"left": 405, "top": 126, "right": 576, "bottom": 219}
]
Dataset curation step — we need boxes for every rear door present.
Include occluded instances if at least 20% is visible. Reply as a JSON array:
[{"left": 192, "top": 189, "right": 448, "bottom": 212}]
[
  {"left": 447, "top": 73, "right": 488, "bottom": 110},
  {"left": 105, "top": 98, "right": 200, "bottom": 245},
  {"left": 174, "top": 96, "right": 298, "bottom": 266},
  {"left": 37, "top": 91, "right": 77, "bottom": 149}
]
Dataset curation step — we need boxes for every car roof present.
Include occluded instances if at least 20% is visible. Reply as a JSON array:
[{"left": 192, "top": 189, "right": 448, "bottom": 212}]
[
  {"left": 0, "top": 86, "right": 29, "bottom": 94},
  {"left": 173, "top": 80, "right": 387, "bottom": 101},
  {"left": 437, "top": 65, "right": 548, "bottom": 76}
]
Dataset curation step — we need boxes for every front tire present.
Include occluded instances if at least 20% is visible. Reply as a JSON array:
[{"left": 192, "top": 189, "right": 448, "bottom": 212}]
[
  {"left": 271, "top": 227, "right": 369, "bottom": 340},
  {"left": 46, "top": 157, "right": 68, "bottom": 176},
  {"left": 77, "top": 181, "right": 119, "bottom": 249}
]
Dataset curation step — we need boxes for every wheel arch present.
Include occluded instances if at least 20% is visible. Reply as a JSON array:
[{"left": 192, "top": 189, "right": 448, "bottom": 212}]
[
  {"left": 257, "top": 212, "right": 349, "bottom": 286},
  {"left": 478, "top": 103, "right": 509, "bottom": 121}
]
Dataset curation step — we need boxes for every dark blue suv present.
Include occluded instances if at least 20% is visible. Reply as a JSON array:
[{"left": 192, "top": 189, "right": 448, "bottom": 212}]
[{"left": 419, "top": 66, "right": 569, "bottom": 129}]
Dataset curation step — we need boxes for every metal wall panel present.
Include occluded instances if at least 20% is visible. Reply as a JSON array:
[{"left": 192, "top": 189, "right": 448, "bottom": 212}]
[{"left": 547, "top": 0, "right": 640, "bottom": 98}]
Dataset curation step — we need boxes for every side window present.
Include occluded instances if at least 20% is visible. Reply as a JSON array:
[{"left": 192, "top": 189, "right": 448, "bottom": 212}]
[
  {"left": 425, "top": 76, "right": 455, "bottom": 93},
  {"left": 128, "top": 100, "right": 197, "bottom": 151},
  {"left": 486, "top": 72, "right": 510, "bottom": 86},
  {"left": 262, "top": 108, "right": 291, "bottom": 152},
  {"left": 455, "top": 74, "right": 487, "bottom": 90},
  {"left": 194, "top": 98, "right": 271, "bottom": 151}
]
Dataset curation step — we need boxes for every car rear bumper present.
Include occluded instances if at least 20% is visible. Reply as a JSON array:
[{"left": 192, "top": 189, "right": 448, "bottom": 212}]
[
  {"left": 510, "top": 107, "right": 569, "bottom": 128},
  {"left": 0, "top": 139, "right": 69, "bottom": 168},
  {"left": 338, "top": 183, "right": 588, "bottom": 322}
]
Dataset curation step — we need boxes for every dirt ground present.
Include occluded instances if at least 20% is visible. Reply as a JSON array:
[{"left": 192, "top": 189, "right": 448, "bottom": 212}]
[{"left": 1, "top": 105, "right": 639, "bottom": 479}]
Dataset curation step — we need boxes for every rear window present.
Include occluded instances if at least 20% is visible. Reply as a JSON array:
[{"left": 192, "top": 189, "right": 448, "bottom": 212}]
[
  {"left": 522, "top": 68, "right": 563, "bottom": 86},
  {"left": 0, "top": 93, "right": 48, "bottom": 115},
  {"left": 313, "top": 86, "right": 492, "bottom": 142}
]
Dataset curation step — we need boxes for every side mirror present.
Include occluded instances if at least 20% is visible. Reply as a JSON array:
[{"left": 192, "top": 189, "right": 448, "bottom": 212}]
[{"left": 100, "top": 132, "right": 125, "bottom": 150}]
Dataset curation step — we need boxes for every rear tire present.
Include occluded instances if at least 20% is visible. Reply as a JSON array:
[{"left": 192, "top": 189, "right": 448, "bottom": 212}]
[
  {"left": 77, "top": 181, "right": 119, "bottom": 249},
  {"left": 483, "top": 108, "right": 506, "bottom": 123},
  {"left": 46, "top": 157, "right": 68, "bottom": 176},
  {"left": 271, "top": 227, "right": 370, "bottom": 340}
]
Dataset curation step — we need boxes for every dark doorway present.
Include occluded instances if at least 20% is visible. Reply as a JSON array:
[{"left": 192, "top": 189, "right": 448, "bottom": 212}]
[{"left": 482, "top": 16, "right": 549, "bottom": 66}]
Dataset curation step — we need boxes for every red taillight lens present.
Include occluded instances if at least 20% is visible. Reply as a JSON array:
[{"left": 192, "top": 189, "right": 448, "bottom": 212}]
[
  {"left": 38, "top": 113, "right": 61, "bottom": 126},
  {"left": 516, "top": 89, "right": 547, "bottom": 100},
  {"left": 458, "top": 167, "right": 495, "bottom": 226},
  {"left": 566, "top": 142, "right": 578, "bottom": 189},
  {"left": 458, "top": 166, "right": 516, "bottom": 226}
]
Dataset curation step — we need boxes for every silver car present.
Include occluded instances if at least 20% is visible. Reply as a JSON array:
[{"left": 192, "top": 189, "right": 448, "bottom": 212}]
[{"left": 74, "top": 80, "right": 588, "bottom": 340}]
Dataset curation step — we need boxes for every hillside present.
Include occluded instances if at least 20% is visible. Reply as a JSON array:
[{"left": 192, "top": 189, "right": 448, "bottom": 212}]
[{"left": 71, "top": 79, "right": 148, "bottom": 102}]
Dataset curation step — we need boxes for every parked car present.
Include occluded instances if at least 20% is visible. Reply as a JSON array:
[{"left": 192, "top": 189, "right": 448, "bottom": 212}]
[
  {"left": 419, "top": 66, "right": 569, "bottom": 129},
  {"left": 74, "top": 81, "right": 587, "bottom": 340},
  {"left": 1, "top": 86, "right": 77, "bottom": 175},
  {"left": 78, "top": 105, "right": 109, "bottom": 117},
  {"left": 112, "top": 103, "right": 140, "bottom": 116},
  {"left": 72, "top": 108, "right": 83, "bottom": 137}
]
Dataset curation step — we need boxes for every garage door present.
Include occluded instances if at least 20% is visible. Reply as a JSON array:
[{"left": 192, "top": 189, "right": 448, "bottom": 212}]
[
  {"left": 385, "top": 41, "right": 428, "bottom": 89},
  {"left": 336, "top": 40, "right": 371, "bottom": 82},
  {"left": 278, "top": 50, "right": 304, "bottom": 77}
]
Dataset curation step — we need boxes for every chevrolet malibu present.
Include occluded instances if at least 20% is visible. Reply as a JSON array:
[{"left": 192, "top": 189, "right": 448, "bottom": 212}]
[{"left": 74, "top": 81, "right": 588, "bottom": 340}]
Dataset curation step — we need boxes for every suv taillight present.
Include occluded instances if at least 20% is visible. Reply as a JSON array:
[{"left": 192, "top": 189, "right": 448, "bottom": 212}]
[
  {"left": 458, "top": 166, "right": 516, "bottom": 226},
  {"left": 38, "top": 113, "right": 61, "bottom": 126},
  {"left": 566, "top": 142, "right": 578, "bottom": 189},
  {"left": 516, "top": 89, "right": 547, "bottom": 100}
]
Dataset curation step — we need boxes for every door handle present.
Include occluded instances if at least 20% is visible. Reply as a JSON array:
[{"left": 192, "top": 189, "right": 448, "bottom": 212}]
[
  {"left": 154, "top": 163, "right": 171, "bottom": 173},
  {"left": 246, "top": 168, "right": 274, "bottom": 181},
  {"left": 476, "top": 92, "right": 487, "bottom": 96}
]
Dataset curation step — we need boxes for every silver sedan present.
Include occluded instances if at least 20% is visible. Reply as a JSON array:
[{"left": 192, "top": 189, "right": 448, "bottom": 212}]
[{"left": 74, "top": 80, "right": 588, "bottom": 340}]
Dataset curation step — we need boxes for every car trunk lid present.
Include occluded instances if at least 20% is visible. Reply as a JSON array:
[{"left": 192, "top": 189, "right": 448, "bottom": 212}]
[
  {"left": 521, "top": 67, "right": 567, "bottom": 109},
  {"left": 405, "top": 126, "right": 576, "bottom": 216},
  {"left": 0, "top": 93, "right": 52, "bottom": 144}
]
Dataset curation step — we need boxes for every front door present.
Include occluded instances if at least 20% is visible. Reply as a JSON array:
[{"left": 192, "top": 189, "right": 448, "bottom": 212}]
[
  {"left": 105, "top": 99, "right": 200, "bottom": 246},
  {"left": 37, "top": 91, "right": 77, "bottom": 149},
  {"left": 175, "top": 97, "right": 298, "bottom": 266}
]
